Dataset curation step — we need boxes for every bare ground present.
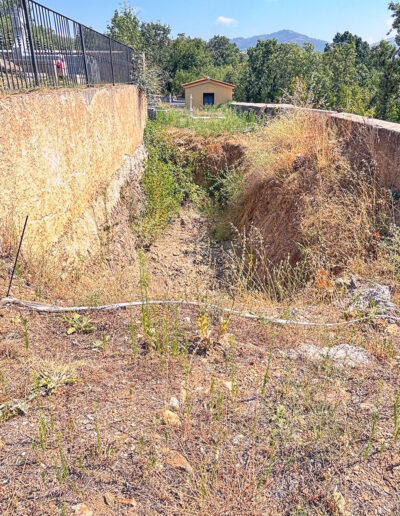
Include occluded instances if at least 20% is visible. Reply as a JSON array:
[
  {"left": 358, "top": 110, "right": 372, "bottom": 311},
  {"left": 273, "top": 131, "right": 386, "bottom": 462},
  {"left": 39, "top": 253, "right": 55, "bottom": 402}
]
[{"left": 1, "top": 208, "right": 400, "bottom": 515}]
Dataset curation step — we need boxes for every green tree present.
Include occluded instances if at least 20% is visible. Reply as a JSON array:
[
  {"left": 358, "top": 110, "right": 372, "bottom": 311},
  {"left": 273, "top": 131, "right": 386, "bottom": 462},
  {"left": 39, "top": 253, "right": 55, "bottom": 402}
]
[
  {"left": 244, "top": 40, "right": 322, "bottom": 104},
  {"left": 371, "top": 40, "right": 400, "bottom": 120},
  {"left": 389, "top": 2, "right": 400, "bottom": 48},
  {"left": 102, "top": 1, "right": 400, "bottom": 118},
  {"left": 106, "top": 4, "right": 171, "bottom": 91},
  {"left": 325, "top": 32, "right": 371, "bottom": 67},
  {"left": 166, "top": 34, "right": 213, "bottom": 93},
  {"left": 106, "top": 4, "right": 142, "bottom": 49},
  {"left": 323, "top": 42, "right": 360, "bottom": 109},
  {"left": 140, "top": 21, "right": 171, "bottom": 68},
  {"left": 167, "top": 34, "right": 212, "bottom": 77},
  {"left": 206, "top": 36, "right": 241, "bottom": 67},
  {"left": 244, "top": 39, "right": 279, "bottom": 102}
]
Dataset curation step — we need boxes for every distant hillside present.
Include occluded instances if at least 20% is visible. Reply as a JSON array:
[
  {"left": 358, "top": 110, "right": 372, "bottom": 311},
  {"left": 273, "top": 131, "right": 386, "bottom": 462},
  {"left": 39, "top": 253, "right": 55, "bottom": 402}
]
[
  {"left": 231, "top": 30, "right": 327, "bottom": 52},
  {"left": 372, "top": 37, "right": 399, "bottom": 48},
  {"left": 385, "top": 37, "right": 398, "bottom": 47}
]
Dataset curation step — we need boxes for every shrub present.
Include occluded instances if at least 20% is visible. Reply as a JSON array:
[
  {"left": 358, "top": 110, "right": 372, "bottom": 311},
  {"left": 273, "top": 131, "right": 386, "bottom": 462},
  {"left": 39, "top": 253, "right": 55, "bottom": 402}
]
[{"left": 138, "top": 122, "right": 204, "bottom": 244}]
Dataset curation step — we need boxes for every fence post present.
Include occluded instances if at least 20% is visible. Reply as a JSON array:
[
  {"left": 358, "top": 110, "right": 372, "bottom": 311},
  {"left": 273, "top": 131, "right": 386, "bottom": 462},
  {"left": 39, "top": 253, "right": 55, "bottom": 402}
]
[
  {"left": 79, "top": 23, "right": 89, "bottom": 86},
  {"left": 21, "top": 0, "right": 39, "bottom": 86},
  {"left": 108, "top": 37, "right": 115, "bottom": 85}
]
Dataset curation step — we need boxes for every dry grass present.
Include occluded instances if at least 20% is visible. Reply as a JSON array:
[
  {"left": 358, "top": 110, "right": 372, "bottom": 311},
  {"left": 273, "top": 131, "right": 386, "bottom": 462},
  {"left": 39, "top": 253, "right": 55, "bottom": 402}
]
[
  {"left": 1, "top": 204, "right": 400, "bottom": 515},
  {"left": 1, "top": 110, "right": 400, "bottom": 514},
  {"left": 1, "top": 109, "right": 396, "bottom": 307},
  {"left": 226, "top": 111, "right": 396, "bottom": 299},
  {"left": 1, "top": 295, "right": 400, "bottom": 515}
]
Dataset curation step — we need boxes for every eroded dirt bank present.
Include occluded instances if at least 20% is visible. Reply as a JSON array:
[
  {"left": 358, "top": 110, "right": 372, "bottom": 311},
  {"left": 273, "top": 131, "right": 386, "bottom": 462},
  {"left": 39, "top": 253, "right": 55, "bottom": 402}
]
[{"left": 1, "top": 110, "right": 400, "bottom": 515}]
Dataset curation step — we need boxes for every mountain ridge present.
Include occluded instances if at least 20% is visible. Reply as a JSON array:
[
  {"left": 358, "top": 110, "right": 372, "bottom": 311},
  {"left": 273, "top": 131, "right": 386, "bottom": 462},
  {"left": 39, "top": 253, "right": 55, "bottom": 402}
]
[{"left": 231, "top": 29, "right": 328, "bottom": 52}]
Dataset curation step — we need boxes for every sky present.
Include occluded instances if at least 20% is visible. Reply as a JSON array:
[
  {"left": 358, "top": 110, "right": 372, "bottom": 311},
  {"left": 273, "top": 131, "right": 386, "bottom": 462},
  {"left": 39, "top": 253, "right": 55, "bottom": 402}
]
[{"left": 43, "top": 0, "right": 395, "bottom": 45}]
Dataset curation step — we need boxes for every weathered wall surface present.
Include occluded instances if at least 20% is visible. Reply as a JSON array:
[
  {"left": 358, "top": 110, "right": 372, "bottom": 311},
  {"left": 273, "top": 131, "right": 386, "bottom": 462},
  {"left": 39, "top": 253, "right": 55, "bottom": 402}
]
[
  {"left": 231, "top": 102, "right": 400, "bottom": 190},
  {"left": 0, "top": 85, "right": 146, "bottom": 270}
]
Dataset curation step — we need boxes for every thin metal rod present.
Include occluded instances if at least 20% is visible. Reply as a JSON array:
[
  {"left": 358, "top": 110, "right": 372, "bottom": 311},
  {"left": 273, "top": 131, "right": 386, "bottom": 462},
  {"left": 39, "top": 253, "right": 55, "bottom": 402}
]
[
  {"left": 6, "top": 216, "right": 28, "bottom": 298},
  {"left": 79, "top": 23, "right": 89, "bottom": 86},
  {"left": 21, "top": 0, "right": 40, "bottom": 86},
  {"left": 109, "top": 37, "right": 115, "bottom": 86}
]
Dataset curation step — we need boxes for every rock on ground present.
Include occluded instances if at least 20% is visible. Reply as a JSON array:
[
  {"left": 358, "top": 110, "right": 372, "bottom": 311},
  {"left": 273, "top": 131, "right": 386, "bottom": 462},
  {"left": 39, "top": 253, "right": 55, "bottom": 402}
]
[
  {"left": 283, "top": 343, "right": 371, "bottom": 368},
  {"left": 347, "top": 283, "right": 398, "bottom": 316}
]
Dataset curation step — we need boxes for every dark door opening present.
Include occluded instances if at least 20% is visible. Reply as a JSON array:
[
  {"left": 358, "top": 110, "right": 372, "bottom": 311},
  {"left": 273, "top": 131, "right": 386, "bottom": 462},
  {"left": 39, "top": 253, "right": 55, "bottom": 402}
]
[{"left": 203, "top": 93, "right": 215, "bottom": 106}]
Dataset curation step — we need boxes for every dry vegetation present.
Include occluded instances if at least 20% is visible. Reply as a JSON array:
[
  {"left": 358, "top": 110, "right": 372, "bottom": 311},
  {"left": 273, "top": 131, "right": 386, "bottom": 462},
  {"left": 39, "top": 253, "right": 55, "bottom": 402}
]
[
  {"left": 1, "top": 279, "right": 400, "bottom": 515},
  {"left": 1, "top": 108, "right": 400, "bottom": 515},
  {"left": 235, "top": 112, "right": 392, "bottom": 276}
]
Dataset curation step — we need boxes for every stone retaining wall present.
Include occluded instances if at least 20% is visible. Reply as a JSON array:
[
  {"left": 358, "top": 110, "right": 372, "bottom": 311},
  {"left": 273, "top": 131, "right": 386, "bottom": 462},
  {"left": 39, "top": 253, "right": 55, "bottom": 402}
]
[
  {"left": 231, "top": 102, "right": 400, "bottom": 190},
  {"left": 0, "top": 85, "right": 147, "bottom": 269}
]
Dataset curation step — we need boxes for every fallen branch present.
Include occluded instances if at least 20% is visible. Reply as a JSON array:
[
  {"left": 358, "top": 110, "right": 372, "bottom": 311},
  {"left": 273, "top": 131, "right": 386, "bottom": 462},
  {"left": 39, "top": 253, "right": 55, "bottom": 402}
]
[{"left": 0, "top": 296, "right": 391, "bottom": 328}]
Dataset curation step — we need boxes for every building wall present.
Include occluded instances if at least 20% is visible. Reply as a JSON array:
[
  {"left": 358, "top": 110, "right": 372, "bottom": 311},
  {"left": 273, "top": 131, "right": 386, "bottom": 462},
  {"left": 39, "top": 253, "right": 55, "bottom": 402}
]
[
  {"left": 184, "top": 82, "right": 234, "bottom": 109},
  {"left": 0, "top": 85, "right": 147, "bottom": 270},
  {"left": 231, "top": 102, "right": 400, "bottom": 190}
]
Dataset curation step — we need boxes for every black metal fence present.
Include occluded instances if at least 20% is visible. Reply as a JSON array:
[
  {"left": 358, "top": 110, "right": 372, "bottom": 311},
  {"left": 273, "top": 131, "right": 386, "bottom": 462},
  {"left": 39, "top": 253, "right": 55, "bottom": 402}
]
[{"left": 0, "top": 0, "right": 135, "bottom": 91}]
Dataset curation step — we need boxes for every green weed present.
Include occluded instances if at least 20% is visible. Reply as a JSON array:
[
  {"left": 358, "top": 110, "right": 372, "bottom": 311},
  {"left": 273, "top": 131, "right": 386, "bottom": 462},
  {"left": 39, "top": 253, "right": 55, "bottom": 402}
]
[
  {"left": 129, "top": 308, "right": 138, "bottom": 358},
  {"left": 57, "top": 433, "right": 69, "bottom": 481},
  {"left": 33, "top": 363, "right": 78, "bottom": 395},
  {"left": 394, "top": 388, "right": 400, "bottom": 442},
  {"left": 63, "top": 313, "right": 96, "bottom": 335},
  {"left": 364, "top": 380, "right": 383, "bottom": 459},
  {"left": 23, "top": 318, "right": 29, "bottom": 349},
  {"left": 261, "top": 334, "right": 275, "bottom": 396},
  {"left": 156, "top": 105, "right": 260, "bottom": 138},
  {"left": 91, "top": 332, "right": 110, "bottom": 351},
  {"left": 0, "top": 368, "right": 9, "bottom": 395}
]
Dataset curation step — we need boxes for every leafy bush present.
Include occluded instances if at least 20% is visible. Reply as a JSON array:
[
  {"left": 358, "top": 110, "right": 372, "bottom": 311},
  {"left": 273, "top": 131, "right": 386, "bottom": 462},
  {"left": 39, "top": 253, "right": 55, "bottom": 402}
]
[{"left": 138, "top": 122, "right": 204, "bottom": 244}]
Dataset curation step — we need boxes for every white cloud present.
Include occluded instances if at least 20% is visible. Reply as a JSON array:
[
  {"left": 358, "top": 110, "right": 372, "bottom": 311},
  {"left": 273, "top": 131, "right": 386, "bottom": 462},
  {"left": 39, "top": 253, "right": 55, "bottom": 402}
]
[
  {"left": 216, "top": 16, "right": 238, "bottom": 27},
  {"left": 386, "top": 17, "right": 394, "bottom": 31}
]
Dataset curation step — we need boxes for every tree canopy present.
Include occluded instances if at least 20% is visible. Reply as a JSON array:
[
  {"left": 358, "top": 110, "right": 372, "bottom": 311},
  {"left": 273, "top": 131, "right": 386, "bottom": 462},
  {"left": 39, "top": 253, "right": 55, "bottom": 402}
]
[{"left": 106, "top": 2, "right": 400, "bottom": 122}]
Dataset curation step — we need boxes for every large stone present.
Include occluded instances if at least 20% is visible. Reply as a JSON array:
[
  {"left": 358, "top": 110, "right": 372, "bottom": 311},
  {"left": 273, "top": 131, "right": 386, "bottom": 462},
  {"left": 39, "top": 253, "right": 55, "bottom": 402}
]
[{"left": 347, "top": 283, "right": 398, "bottom": 316}]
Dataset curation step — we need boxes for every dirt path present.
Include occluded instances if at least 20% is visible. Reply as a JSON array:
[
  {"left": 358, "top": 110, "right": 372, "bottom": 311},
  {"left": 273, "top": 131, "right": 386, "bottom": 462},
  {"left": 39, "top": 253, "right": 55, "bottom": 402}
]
[
  {"left": 143, "top": 206, "right": 229, "bottom": 299},
  {"left": 0, "top": 205, "right": 230, "bottom": 308}
]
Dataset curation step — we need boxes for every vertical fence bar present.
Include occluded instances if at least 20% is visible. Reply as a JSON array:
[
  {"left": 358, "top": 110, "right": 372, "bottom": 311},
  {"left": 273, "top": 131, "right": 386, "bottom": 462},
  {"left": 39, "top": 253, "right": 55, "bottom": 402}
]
[
  {"left": 78, "top": 23, "right": 89, "bottom": 86},
  {"left": 109, "top": 37, "right": 114, "bottom": 85},
  {"left": 21, "top": 0, "right": 39, "bottom": 86}
]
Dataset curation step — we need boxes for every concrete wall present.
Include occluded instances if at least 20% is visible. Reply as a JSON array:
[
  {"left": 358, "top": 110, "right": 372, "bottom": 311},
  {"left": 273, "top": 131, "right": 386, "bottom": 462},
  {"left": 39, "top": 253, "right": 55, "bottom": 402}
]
[
  {"left": 231, "top": 102, "right": 400, "bottom": 190},
  {"left": 184, "top": 82, "right": 234, "bottom": 109},
  {"left": 0, "top": 85, "right": 147, "bottom": 270}
]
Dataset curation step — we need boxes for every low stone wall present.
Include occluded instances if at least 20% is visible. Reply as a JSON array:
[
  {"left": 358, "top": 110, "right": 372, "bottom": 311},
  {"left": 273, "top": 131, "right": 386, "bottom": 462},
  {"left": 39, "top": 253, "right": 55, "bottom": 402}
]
[
  {"left": 0, "top": 85, "right": 147, "bottom": 270},
  {"left": 231, "top": 102, "right": 400, "bottom": 190}
]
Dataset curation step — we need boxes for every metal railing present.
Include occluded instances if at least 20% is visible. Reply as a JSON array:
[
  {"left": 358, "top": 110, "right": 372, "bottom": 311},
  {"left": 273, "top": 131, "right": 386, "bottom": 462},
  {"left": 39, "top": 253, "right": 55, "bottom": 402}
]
[{"left": 0, "top": 0, "right": 135, "bottom": 91}]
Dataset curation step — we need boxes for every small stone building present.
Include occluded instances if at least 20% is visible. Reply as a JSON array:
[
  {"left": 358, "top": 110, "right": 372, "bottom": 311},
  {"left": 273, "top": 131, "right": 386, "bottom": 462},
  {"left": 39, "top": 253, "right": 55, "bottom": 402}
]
[{"left": 182, "top": 77, "right": 235, "bottom": 109}]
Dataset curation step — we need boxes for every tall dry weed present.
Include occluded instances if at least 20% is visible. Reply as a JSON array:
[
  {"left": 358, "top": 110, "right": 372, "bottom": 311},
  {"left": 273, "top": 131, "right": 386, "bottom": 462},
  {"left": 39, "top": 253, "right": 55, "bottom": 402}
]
[{"left": 234, "top": 110, "right": 392, "bottom": 292}]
